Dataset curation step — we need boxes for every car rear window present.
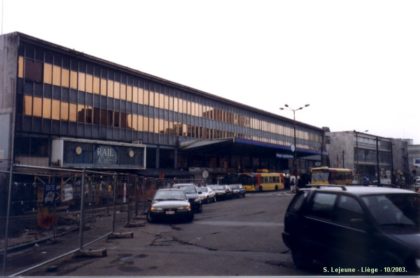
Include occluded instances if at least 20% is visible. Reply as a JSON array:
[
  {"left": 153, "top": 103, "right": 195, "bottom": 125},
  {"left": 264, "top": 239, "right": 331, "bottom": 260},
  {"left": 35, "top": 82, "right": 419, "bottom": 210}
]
[{"left": 288, "top": 191, "right": 308, "bottom": 212}]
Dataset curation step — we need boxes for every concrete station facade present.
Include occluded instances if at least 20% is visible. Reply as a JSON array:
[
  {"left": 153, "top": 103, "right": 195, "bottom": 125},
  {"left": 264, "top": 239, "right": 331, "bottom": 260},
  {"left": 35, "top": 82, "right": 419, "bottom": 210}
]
[{"left": 0, "top": 32, "right": 325, "bottom": 180}]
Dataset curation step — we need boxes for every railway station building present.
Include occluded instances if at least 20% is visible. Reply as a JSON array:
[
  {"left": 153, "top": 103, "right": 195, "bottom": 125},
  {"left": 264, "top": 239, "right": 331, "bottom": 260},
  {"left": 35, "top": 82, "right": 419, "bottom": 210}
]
[{"left": 0, "top": 32, "right": 326, "bottom": 180}]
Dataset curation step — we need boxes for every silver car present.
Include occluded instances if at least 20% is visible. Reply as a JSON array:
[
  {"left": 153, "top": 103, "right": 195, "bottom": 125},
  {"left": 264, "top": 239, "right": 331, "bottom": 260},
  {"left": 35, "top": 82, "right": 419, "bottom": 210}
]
[
  {"left": 147, "top": 188, "right": 194, "bottom": 223},
  {"left": 197, "top": 186, "right": 217, "bottom": 203}
]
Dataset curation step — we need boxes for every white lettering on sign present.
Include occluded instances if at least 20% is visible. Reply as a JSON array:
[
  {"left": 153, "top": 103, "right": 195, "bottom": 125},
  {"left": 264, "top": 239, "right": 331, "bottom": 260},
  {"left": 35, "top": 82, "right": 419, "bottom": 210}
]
[{"left": 95, "top": 146, "right": 117, "bottom": 164}]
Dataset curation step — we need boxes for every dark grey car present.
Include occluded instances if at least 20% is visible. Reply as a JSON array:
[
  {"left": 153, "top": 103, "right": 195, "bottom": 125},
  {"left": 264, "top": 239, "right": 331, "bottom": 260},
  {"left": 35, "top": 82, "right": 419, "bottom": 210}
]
[
  {"left": 283, "top": 186, "right": 420, "bottom": 274},
  {"left": 173, "top": 183, "right": 203, "bottom": 213}
]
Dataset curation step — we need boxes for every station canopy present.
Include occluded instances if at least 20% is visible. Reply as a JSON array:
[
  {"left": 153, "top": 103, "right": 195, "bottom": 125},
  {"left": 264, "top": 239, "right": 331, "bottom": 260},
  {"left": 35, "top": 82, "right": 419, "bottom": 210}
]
[{"left": 180, "top": 137, "right": 321, "bottom": 158}]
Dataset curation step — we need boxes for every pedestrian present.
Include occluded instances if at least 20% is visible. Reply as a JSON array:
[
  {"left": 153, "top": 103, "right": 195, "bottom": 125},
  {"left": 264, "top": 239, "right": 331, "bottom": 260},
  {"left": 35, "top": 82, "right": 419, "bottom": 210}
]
[
  {"left": 363, "top": 176, "right": 369, "bottom": 186},
  {"left": 290, "top": 176, "right": 296, "bottom": 193},
  {"left": 284, "top": 175, "right": 290, "bottom": 191}
]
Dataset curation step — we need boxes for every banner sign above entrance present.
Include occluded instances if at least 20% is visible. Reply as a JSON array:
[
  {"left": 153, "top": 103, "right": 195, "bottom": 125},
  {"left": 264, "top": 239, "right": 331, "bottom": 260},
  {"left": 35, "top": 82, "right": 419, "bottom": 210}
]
[
  {"left": 51, "top": 138, "right": 146, "bottom": 170},
  {"left": 276, "top": 153, "right": 294, "bottom": 159}
]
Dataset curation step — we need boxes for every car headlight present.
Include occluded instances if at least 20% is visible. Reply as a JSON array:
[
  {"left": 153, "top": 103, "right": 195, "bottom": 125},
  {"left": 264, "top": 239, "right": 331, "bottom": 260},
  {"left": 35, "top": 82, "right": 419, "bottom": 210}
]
[
  {"left": 150, "top": 206, "right": 163, "bottom": 212},
  {"left": 178, "top": 205, "right": 191, "bottom": 211},
  {"left": 415, "top": 258, "right": 420, "bottom": 269}
]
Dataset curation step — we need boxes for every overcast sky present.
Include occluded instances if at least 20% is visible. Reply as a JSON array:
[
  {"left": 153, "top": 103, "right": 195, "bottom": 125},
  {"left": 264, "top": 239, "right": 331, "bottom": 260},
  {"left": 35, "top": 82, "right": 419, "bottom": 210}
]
[{"left": 2, "top": 0, "right": 419, "bottom": 143}]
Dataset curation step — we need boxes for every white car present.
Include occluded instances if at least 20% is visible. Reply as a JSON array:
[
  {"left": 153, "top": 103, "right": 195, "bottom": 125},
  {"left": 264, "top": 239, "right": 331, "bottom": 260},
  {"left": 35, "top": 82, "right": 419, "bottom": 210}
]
[
  {"left": 147, "top": 188, "right": 194, "bottom": 223},
  {"left": 207, "top": 184, "right": 232, "bottom": 200},
  {"left": 197, "top": 186, "right": 217, "bottom": 203},
  {"left": 415, "top": 177, "right": 420, "bottom": 193}
]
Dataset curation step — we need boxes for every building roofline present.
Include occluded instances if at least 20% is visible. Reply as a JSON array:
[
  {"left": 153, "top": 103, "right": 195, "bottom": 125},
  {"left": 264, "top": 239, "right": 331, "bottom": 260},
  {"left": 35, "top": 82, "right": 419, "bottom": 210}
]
[
  {"left": 329, "top": 130, "right": 395, "bottom": 141},
  {"left": 8, "top": 31, "right": 323, "bottom": 132}
]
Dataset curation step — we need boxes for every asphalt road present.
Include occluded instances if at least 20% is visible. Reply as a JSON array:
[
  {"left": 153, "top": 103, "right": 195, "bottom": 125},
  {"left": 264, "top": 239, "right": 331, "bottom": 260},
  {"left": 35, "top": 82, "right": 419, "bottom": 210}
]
[{"left": 26, "top": 191, "right": 310, "bottom": 276}]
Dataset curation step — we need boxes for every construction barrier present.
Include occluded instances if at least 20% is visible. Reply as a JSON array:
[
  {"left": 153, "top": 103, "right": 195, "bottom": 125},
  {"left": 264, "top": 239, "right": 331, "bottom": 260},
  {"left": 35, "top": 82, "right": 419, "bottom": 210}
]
[{"left": 0, "top": 165, "right": 201, "bottom": 276}]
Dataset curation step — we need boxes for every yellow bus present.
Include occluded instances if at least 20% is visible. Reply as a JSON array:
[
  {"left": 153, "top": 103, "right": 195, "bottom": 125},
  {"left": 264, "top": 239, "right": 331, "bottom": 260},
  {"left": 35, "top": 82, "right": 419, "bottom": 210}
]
[
  {"left": 310, "top": 167, "right": 353, "bottom": 186},
  {"left": 239, "top": 172, "right": 285, "bottom": 192}
]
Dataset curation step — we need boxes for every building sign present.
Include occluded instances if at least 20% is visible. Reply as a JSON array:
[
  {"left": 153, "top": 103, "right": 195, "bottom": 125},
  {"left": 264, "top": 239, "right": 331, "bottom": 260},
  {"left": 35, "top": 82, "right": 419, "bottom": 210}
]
[
  {"left": 44, "top": 184, "right": 60, "bottom": 206},
  {"left": 61, "top": 184, "right": 74, "bottom": 202},
  {"left": 52, "top": 138, "right": 146, "bottom": 170},
  {"left": 276, "top": 153, "right": 294, "bottom": 159}
]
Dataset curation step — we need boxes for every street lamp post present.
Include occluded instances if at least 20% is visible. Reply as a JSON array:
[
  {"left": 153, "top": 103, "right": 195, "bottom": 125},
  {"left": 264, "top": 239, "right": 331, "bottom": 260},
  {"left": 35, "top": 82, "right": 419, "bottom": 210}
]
[{"left": 280, "top": 104, "right": 310, "bottom": 177}]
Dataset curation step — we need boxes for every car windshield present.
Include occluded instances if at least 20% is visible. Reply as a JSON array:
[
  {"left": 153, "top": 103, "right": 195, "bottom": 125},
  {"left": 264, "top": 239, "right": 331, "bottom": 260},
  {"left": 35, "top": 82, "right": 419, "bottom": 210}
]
[
  {"left": 154, "top": 190, "right": 187, "bottom": 201},
  {"left": 362, "top": 194, "right": 419, "bottom": 229},
  {"left": 175, "top": 185, "right": 196, "bottom": 194}
]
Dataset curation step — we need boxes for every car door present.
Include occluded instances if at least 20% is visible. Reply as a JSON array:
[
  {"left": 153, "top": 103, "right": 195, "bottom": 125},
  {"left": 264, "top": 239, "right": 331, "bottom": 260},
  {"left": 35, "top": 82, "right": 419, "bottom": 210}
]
[
  {"left": 328, "top": 194, "right": 374, "bottom": 267},
  {"left": 301, "top": 192, "right": 338, "bottom": 262}
]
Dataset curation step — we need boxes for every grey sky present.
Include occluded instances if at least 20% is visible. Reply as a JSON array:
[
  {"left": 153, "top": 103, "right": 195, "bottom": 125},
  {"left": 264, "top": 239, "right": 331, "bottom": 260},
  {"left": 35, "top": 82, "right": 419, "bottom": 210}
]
[{"left": 3, "top": 0, "right": 419, "bottom": 143}]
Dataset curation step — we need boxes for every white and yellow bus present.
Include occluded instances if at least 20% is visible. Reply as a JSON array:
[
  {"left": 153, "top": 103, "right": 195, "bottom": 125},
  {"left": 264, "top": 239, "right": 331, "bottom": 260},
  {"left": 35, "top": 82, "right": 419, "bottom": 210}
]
[
  {"left": 239, "top": 172, "right": 285, "bottom": 192},
  {"left": 310, "top": 167, "right": 353, "bottom": 186}
]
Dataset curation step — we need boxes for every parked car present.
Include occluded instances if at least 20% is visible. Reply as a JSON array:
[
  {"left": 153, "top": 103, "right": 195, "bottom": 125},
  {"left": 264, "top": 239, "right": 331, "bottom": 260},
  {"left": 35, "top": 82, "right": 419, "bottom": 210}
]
[
  {"left": 283, "top": 185, "right": 420, "bottom": 273},
  {"left": 195, "top": 186, "right": 207, "bottom": 203},
  {"left": 173, "top": 183, "right": 203, "bottom": 213},
  {"left": 196, "top": 186, "right": 217, "bottom": 203},
  {"left": 146, "top": 188, "right": 194, "bottom": 223},
  {"left": 207, "top": 184, "right": 232, "bottom": 200},
  {"left": 227, "top": 184, "right": 246, "bottom": 198},
  {"left": 415, "top": 178, "right": 420, "bottom": 193}
]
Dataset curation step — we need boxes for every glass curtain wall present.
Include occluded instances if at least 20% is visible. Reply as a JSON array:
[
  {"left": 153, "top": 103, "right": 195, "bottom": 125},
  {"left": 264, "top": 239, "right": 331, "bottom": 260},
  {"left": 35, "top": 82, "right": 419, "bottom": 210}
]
[{"left": 17, "top": 43, "right": 323, "bottom": 152}]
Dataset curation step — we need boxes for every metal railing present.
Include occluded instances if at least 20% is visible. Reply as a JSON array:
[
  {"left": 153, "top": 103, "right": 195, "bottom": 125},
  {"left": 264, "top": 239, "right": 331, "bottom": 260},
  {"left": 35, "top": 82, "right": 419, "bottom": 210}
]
[{"left": 0, "top": 165, "right": 199, "bottom": 276}]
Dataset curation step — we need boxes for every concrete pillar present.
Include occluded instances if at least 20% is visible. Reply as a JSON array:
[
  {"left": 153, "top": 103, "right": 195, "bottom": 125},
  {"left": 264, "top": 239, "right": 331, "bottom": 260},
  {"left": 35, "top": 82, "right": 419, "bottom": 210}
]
[{"left": 155, "top": 146, "right": 160, "bottom": 169}]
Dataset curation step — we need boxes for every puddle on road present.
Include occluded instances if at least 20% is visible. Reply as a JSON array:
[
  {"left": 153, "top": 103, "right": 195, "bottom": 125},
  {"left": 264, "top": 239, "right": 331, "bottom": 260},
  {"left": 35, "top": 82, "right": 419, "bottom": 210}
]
[
  {"left": 118, "top": 265, "right": 143, "bottom": 272},
  {"left": 195, "top": 220, "right": 283, "bottom": 227},
  {"left": 170, "top": 225, "right": 182, "bottom": 231},
  {"left": 265, "top": 260, "right": 294, "bottom": 269}
]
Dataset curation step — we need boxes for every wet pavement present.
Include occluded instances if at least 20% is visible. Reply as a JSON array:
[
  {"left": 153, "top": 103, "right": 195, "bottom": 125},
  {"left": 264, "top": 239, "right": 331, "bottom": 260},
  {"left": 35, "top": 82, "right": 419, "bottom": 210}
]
[{"left": 17, "top": 192, "right": 308, "bottom": 276}]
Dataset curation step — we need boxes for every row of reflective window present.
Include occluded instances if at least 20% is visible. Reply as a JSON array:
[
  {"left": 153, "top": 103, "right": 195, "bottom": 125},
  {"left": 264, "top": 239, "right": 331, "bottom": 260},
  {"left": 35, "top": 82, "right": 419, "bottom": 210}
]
[
  {"left": 18, "top": 56, "right": 321, "bottom": 144},
  {"left": 354, "top": 148, "right": 393, "bottom": 164},
  {"left": 23, "top": 95, "right": 313, "bottom": 149},
  {"left": 356, "top": 135, "right": 392, "bottom": 150}
]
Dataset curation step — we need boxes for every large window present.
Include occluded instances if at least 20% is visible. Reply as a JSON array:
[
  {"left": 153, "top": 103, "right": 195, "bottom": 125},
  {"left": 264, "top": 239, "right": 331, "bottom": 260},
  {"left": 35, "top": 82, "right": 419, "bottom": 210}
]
[
  {"left": 307, "top": 193, "right": 338, "bottom": 221},
  {"left": 335, "top": 195, "right": 366, "bottom": 229},
  {"left": 17, "top": 51, "right": 322, "bottom": 149},
  {"left": 24, "top": 59, "right": 43, "bottom": 82}
]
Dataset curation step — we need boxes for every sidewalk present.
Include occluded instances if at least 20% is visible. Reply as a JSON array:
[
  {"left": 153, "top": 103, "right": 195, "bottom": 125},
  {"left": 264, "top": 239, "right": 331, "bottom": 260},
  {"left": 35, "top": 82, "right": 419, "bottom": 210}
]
[{"left": 19, "top": 218, "right": 149, "bottom": 276}]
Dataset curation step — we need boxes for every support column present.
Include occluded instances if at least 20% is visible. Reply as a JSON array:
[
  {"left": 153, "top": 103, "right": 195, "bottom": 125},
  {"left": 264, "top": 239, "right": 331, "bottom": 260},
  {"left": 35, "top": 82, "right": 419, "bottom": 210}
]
[
  {"left": 174, "top": 148, "right": 178, "bottom": 169},
  {"left": 156, "top": 146, "right": 160, "bottom": 169}
]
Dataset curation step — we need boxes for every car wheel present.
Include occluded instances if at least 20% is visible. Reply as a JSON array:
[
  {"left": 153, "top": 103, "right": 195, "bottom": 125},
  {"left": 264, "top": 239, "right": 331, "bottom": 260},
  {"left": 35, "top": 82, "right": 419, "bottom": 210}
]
[
  {"left": 291, "top": 248, "right": 313, "bottom": 270},
  {"left": 146, "top": 213, "right": 154, "bottom": 223}
]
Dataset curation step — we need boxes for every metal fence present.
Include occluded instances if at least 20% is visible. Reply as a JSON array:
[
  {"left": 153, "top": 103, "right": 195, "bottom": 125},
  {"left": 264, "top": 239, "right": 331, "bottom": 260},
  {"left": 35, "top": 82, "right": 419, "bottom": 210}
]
[{"left": 0, "top": 165, "right": 199, "bottom": 276}]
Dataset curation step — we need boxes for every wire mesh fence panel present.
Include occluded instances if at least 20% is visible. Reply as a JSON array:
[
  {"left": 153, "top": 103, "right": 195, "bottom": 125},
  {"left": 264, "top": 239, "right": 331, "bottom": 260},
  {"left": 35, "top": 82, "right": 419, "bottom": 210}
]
[
  {"left": 1, "top": 170, "right": 86, "bottom": 276},
  {"left": 80, "top": 172, "right": 115, "bottom": 247},
  {"left": 1, "top": 166, "right": 204, "bottom": 275},
  {"left": 112, "top": 174, "right": 133, "bottom": 231},
  {"left": 125, "top": 175, "right": 139, "bottom": 224},
  {"left": 0, "top": 172, "right": 10, "bottom": 275}
]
